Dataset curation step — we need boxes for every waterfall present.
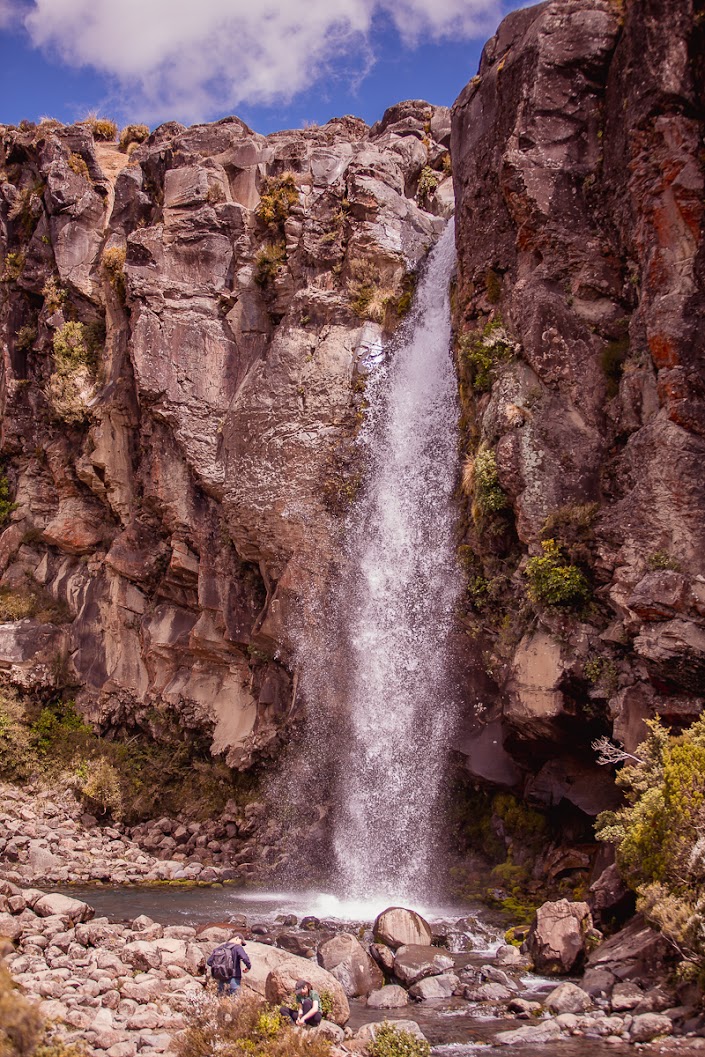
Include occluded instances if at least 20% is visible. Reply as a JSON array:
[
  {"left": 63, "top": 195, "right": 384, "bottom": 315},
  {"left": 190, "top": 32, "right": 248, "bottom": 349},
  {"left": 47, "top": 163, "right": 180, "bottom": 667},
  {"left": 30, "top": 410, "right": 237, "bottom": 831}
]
[{"left": 280, "top": 221, "right": 460, "bottom": 906}]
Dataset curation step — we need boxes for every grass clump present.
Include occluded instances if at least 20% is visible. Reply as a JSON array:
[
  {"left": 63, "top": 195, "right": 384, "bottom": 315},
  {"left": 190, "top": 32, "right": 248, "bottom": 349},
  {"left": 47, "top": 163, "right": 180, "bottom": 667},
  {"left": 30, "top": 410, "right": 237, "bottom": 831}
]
[
  {"left": 347, "top": 262, "right": 397, "bottom": 325},
  {"left": 8, "top": 181, "right": 45, "bottom": 239},
  {"left": 174, "top": 991, "right": 331, "bottom": 1057},
  {"left": 42, "top": 276, "right": 67, "bottom": 313},
  {"left": 84, "top": 114, "right": 117, "bottom": 141},
  {"left": 368, "top": 1022, "right": 430, "bottom": 1057},
  {"left": 596, "top": 714, "right": 705, "bottom": 970},
  {"left": 0, "top": 576, "right": 71, "bottom": 624},
  {"left": 255, "top": 172, "right": 299, "bottom": 232},
  {"left": 118, "top": 124, "right": 150, "bottom": 152},
  {"left": 416, "top": 165, "right": 439, "bottom": 204},
  {"left": 101, "top": 246, "right": 127, "bottom": 303},
  {"left": 254, "top": 241, "right": 287, "bottom": 286},
  {"left": 463, "top": 447, "right": 509, "bottom": 518},
  {"left": 15, "top": 325, "right": 37, "bottom": 353},
  {"left": 67, "top": 153, "right": 89, "bottom": 179},
  {"left": 525, "top": 538, "right": 590, "bottom": 609},
  {"left": 3, "top": 252, "right": 25, "bottom": 281},
  {"left": 648, "top": 551, "right": 681, "bottom": 572},
  {"left": 459, "top": 319, "right": 515, "bottom": 393}
]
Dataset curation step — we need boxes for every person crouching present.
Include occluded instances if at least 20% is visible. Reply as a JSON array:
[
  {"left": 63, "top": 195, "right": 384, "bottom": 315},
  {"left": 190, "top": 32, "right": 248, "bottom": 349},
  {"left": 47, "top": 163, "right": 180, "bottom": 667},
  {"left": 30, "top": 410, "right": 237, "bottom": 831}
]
[{"left": 280, "top": 980, "right": 322, "bottom": 1026}]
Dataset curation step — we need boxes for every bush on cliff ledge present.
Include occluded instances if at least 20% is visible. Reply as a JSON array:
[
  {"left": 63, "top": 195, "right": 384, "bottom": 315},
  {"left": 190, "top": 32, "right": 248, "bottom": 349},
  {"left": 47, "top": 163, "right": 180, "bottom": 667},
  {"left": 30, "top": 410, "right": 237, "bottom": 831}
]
[
  {"left": 596, "top": 715, "right": 705, "bottom": 970},
  {"left": 525, "top": 538, "right": 590, "bottom": 609}
]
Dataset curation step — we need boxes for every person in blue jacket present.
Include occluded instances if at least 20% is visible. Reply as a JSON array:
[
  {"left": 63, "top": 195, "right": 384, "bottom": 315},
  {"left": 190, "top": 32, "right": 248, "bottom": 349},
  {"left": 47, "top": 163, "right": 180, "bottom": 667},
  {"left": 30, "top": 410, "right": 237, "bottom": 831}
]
[{"left": 207, "top": 934, "right": 251, "bottom": 995}]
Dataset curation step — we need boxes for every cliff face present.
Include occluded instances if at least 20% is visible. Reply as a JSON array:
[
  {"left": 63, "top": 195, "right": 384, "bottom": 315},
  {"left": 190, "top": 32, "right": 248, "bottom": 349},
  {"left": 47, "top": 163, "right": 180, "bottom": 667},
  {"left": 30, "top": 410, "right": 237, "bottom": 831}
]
[
  {"left": 451, "top": 0, "right": 705, "bottom": 819},
  {"left": 0, "top": 104, "right": 452, "bottom": 767}
]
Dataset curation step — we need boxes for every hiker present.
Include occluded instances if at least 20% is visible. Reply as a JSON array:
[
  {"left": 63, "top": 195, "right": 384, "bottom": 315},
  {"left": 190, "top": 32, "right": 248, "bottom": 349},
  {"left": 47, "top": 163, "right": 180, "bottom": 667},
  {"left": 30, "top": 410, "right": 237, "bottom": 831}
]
[
  {"left": 207, "top": 934, "right": 251, "bottom": 995},
  {"left": 280, "top": 979, "right": 322, "bottom": 1027}
]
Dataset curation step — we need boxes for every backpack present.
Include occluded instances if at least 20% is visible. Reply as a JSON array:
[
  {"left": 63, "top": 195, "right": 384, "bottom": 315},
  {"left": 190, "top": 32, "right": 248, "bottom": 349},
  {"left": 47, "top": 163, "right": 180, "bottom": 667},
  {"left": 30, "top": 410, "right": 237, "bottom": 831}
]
[{"left": 210, "top": 943, "right": 236, "bottom": 981}]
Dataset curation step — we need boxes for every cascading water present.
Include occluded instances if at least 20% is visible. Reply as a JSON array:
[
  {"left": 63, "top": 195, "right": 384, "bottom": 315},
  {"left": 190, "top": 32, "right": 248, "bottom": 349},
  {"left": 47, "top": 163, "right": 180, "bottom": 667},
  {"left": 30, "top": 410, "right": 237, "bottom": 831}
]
[{"left": 279, "top": 220, "right": 461, "bottom": 908}]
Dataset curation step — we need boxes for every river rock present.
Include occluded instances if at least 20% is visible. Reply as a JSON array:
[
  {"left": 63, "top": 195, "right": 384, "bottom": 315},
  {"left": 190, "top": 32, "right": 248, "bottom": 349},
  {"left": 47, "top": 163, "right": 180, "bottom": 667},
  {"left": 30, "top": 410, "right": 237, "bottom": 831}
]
[
  {"left": 369, "top": 942, "right": 395, "bottom": 973},
  {"left": 583, "top": 915, "right": 671, "bottom": 985},
  {"left": 265, "top": 958, "right": 350, "bottom": 1025},
  {"left": 544, "top": 982, "right": 592, "bottom": 1014},
  {"left": 526, "top": 900, "right": 593, "bottom": 974},
  {"left": 629, "top": 1012, "right": 673, "bottom": 1042},
  {"left": 409, "top": 972, "right": 459, "bottom": 1000},
  {"left": 366, "top": 985, "right": 409, "bottom": 1009},
  {"left": 393, "top": 944, "right": 454, "bottom": 985},
  {"left": 610, "top": 981, "right": 643, "bottom": 1011},
  {"left": 373, "top": 907, "right": 432, "bottom": 949},
  {"left": 317, "top": 933, "right": 383, "bottom": 997},
  {"left": 495, "top": 1020, "right": 562, "bottom": 1046},
  {"left": 33, "top": 893, "right": 95, "bottom": 923},
  {"left": 355, "top": 1020, "right": 428, "bottom": 1043}
]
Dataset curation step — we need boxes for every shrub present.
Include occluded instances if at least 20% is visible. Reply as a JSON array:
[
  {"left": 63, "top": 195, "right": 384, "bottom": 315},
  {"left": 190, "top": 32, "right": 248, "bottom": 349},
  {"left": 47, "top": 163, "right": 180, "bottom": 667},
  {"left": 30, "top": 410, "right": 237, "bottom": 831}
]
[
  {"left": 647, "top": 551, "right": 681, "bottom": 572},
  {"left": 254, "top": 241, "right": 287, "bottom": 286},
  {"left": 255, "top": 172, "right": 298, "bottom": 231},
  {"left": 15, "top": 324, "right": 37, "bottom": 352},
  {"left": 368, "top": 1022, "right": 430, "bottom": 1057},
  {"left": 174, "top": 992, "right": 331, "bottom": 1057},
  {"left": 75, "top": 756, "right": 124, "bottom": 820},
  {"left": 467, "top": 448, "right": 509, "bottom": 516},
  {"left": 42, "top": 277, "right": 66, "bottom": 313},
  {"left": 47, "top": 321, "right": 100, "bottom": 424},
  {"left": 416, "top": 165, "right": 439, "bottom": 204},
  {"left": 525, "top": 538, "right": 590, "bottom": 608},
  {"left": 118, "top": 124, "right": 150, "bottom": 152},
  {"left": 101, "top": 246, "right": 127, "bottom": 303},
  {"left": 3, "top": 251, "right": 25, "bottom": 281},
  {"left": 31, "top": 700, "right": 91, "bottom": 755},
  {"left": 458, "top": 319, "right": 515, "bottom": 393},
  {"left": 0, "top": 959, "right": 83, "bottom": 1057},
  {"left": 0, "top": 474, "right": 17, "bottom": 525},
  {"left": 0, "top": 689, "right": 39, "bottom": 781},
  {"left": 596, "top": 715, "right": 705, "bottom": 967},
  {"left": 347, "top": 262, "right": 397, "bottom": 325},
  {"left": 83, "top": 114, "right": 117, "bottom": 141},
  {"left": 67, "top": 153, "right": 89, "bottom": 179},
  {"left": 8, "top": 182, "right": 44, "bottom": 239}
]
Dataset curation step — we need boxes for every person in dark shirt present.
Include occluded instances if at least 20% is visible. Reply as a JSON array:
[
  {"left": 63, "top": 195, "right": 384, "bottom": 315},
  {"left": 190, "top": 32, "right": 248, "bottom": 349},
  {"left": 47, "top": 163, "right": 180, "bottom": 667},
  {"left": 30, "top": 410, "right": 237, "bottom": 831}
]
[{"left": 207, "top": 934, "right": 251, "bottom": 996}]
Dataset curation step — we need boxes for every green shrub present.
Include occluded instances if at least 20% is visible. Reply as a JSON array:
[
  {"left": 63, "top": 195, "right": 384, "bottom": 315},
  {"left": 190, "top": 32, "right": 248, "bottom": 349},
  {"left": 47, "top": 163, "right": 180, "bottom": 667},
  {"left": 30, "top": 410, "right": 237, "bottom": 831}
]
[
  {"left": 255, "top": 173, "right": 298, "bottom": 231},
  {"left": 525, "top": 538, "right": 590, "bottom": 608},
  {"left": 47, "top": 321, "right": 101, "bottom": 424},
  {"left": 647, "top": 551, "right": 681, "bottom": 572},
  {"left": 3, "top": 251, "right": 25, "bottom": 281},
  {"left": 0, "top": 689, "right": 39, "bottom": 782},
  {"left": 42, "top": 277, "right": 66, "bottom": 313},
  {"left": 467, "top": 448, "right": 509, "bottom": 517},
  {"left": 596, "top": 715, "right": 705, "bottom": 968},
  {"left": 254, "top": 241, "right": 287, "bottom": 286},
  {"left": 368, "top": 1022, "right": 430, "bottom": 1057},
  {"left": 416, "top": 165, "right": 439, "bottom": 204},
  {"left": 31, "top": 700, "right": 91, "bottom": 755},
  {"left": 15, "top": 324, "right": 37, "bottom": 352},
  {"left": 459, "top": 319, "right": 515, "bottom": 392},
  {"left": 0, "top": 474, "right": 17, "bottom": 526},
  {"left": 118, "top": 124, "right": 150, "bottom": 152},
  {"left": 74, "top": 756, "right": 124, "bottom": 820}
]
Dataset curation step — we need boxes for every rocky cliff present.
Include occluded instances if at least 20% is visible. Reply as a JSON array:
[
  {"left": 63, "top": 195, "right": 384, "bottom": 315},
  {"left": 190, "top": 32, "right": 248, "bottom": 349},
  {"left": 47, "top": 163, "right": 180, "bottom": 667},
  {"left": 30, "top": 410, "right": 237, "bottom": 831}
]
[
  {"left": 0, "top": 104, "right": 452, "bottom": 771},
  {"left": 451, "top": 0, "right": 705, "bottom": 829}
]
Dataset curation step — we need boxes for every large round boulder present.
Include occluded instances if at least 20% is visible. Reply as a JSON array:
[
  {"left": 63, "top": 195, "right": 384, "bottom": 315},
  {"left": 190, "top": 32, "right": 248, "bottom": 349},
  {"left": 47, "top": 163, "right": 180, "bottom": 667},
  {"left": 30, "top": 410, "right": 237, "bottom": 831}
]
[
  {"left": 366, "top": 985, "right": 409, "bottom": 1009},
  {"left": 393, "top": 944, "right": 455, "bottom": 985},
  {"left": 526, "top": 899, "right": 593, "bottom": 974},
  {"left": 33, "top": 893, "right": 95, "bottom": 923},
  {"left": 317, "top": 933, "right": 383, "bottom": 997},
  {"left": 265, "top": 957, "right": 350, "bottom": 1025},
  {"left": 373, "top": 907, "right": 432, "bottom": 950}
]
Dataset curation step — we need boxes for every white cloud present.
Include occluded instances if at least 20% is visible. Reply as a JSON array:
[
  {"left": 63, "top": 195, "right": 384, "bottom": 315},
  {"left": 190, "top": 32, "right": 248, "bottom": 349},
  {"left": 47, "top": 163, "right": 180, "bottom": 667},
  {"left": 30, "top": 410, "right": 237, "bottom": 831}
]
[{"left": 23, "top": 0, "right": 505, "bottom": 123}]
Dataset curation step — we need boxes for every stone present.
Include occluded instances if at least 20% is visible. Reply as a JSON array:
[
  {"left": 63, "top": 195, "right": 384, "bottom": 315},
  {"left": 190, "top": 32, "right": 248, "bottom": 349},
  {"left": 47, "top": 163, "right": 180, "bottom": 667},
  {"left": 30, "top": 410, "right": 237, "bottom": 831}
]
[
  {"left": 544, "top": 982, "right": 592, "bottom": 1014},
  {"left": 495, "top": 1021, "right": 562, "bottom": 1046},
  {"left": 393, "top": 944, "right": 455, "bottom": 985},
  {"left": 369, "top": 943, "right": 395, "bottom": 973},
  {"left": 33, "top": 894, "right": 95, "bottom": 923},
  {"left": 610, "top": 981, "right": 643, "bottom": 1012},
  {"left": 584, "top": 915, "right": 671, "bottom": 984},
  {"left": 317, "top": 933, "right": 383, "bottom": 997},
  {"left": 464, "top": 982, "right": 513, "bottom": 1002},
  {"left": 366, "top": 985, "right": 409, "bottom": 1009},
  {"left": 355, "top": 1020, "right": 428, "bottom": 1044},
  {"left": 409, "top": 973, "right": 459, "bottom": 1001},
  {"left": 494, "top": 945, "right": 525, "bottom": 967},
  {"left": 629, "top": 1012, "right": 673, "bottom": 1042},
  {"left": 527, "top": 900, "right": 593, "bottom": 974},
  {"left": 264, "top": 958, "right": 349, "bottom": 1025},
  {"left": 373, "top": 907, "right": 432, "bottom": 949}
]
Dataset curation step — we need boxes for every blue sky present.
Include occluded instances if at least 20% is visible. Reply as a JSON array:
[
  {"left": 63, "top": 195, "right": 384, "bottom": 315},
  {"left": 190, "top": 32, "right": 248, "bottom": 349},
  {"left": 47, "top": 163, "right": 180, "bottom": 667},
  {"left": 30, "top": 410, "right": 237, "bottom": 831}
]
[{"left": 0, "top": 0, "right": 526, "bottom": 135}]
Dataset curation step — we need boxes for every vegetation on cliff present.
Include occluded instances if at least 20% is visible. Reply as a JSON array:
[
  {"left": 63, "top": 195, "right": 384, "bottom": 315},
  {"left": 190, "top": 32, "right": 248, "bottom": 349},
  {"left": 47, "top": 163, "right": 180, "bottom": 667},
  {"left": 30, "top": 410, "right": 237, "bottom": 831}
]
[{"left": 596, "top": 716, "right": 705, "bottom": 972}]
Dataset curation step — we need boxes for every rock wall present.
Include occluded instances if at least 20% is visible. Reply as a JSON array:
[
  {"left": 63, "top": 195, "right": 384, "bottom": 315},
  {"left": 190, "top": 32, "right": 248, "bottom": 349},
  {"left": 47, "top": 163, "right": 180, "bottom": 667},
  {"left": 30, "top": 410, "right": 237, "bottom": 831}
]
[
  {"left": 0, "top": 104, "right": 452, "bottom": 767},
  {"left": 451, "top": 0, "right": 705, "bottom": 821}
]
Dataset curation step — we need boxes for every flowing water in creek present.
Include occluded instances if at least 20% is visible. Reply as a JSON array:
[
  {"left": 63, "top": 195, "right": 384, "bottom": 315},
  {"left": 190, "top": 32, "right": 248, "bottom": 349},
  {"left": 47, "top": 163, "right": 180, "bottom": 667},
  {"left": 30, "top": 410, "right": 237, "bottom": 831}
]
[{"left": 283, "top": 220, "right": 462, "bottom": 903}]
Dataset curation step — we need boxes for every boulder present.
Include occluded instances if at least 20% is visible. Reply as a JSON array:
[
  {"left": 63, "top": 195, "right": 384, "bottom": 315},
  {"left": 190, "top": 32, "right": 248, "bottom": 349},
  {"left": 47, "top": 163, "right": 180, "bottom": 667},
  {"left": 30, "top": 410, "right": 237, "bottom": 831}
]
[
  {"left": 366, "top": 985, "right": 409, "bottom": 1009},
  {"left": 629, "top": 1012, "right": 673, "bottom": 1042},
  {"left": 544, "top": 982, "right": 592, "bottom": 1014},
  {"left": 393, "top": 944, "right": 455, "bottom": 985},
  {"left": 495, "top": 1021, "right": 562, "bottom": 1046},
  {"left": 526, "top": 899, "right": 593, "bottom": 974},
  {"left": 373, "top": 907, "right": 432, "bottom": 949},
  {"left": 33, "top": 893, "right": 94, "bottom": 923},
  {"left": 584, "top": 915, "right": 671, "bottom": 985},
  {"left": 369, "top": 942, "right": 395, "bottom": 973},
  {"left": 317, "top": 933, "right": 383, "bottom": 997},
  {"left": 355, "top": 1020, "right": 428, "bottom": 1044},
  {"left": 265, "top": 957, "right": 349, "bottom": 1025},
  {"left": 610, "top": 981, "right": 643, "bottom": 1011},
  {"left": 588, "top": 864, "right": 635, "bottom": 929},
  {"left": 409, "top": 973, "right": 459, "bottom": 1001}
]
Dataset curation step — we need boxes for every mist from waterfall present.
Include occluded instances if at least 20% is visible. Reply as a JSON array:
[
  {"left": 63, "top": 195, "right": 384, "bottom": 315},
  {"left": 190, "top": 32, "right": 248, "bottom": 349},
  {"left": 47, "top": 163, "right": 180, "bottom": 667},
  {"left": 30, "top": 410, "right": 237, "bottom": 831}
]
[{"left": 281, "top": 221, "right": 461, "bottom": 905}]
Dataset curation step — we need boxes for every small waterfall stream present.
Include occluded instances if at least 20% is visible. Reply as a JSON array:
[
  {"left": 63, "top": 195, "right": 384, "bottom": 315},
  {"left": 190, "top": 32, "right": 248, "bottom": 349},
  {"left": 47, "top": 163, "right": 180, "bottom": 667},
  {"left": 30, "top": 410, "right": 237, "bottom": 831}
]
[{"left": 279, "top": 221, "right": 461, "bottom": 909}]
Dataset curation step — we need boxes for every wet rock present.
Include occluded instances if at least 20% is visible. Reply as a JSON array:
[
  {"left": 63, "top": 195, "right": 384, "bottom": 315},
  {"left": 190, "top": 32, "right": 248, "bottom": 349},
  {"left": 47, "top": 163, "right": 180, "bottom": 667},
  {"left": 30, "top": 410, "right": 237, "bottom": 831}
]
[
  {"left": 464, "top": 982, "right": 513, "bottom": 1002},
  {"left": 629, "top": 1012, "right": 673, "bottom": 1042},
  {"left": 526, "top": 900, "right": 593, "bottom": 974},
  {"left": 392, "top": 944, "right": 454, "bottom": 985},
  {"left": 355, "top": 1020, "right": 428, "bottom": 1044},
  {"left": 544, "top": 982, "right": 592, "bottom": 1014},
  {"left": 369, "top": 942, "right": 395, "bottom": 973},
  {"left": 373, "top": 907, "right": 432, "bottom": 949},
  {"left": 366, "top": 985, "right": 409, "bottom": 1009},
  {"left": 610, "top": 981, "right": 643, "bottom": 1012},
  {"left": 317, "top": 933, "right": 383, "bottom": 997},
  {"left": 495, "top": 1020, "right": 562, "bottom": 1045},
  {"left": 409, "top": 973, "right": 459, "bottom": 1001},
  {"left": 33, "top": 893, "right": 94, "bottom": 923}
]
